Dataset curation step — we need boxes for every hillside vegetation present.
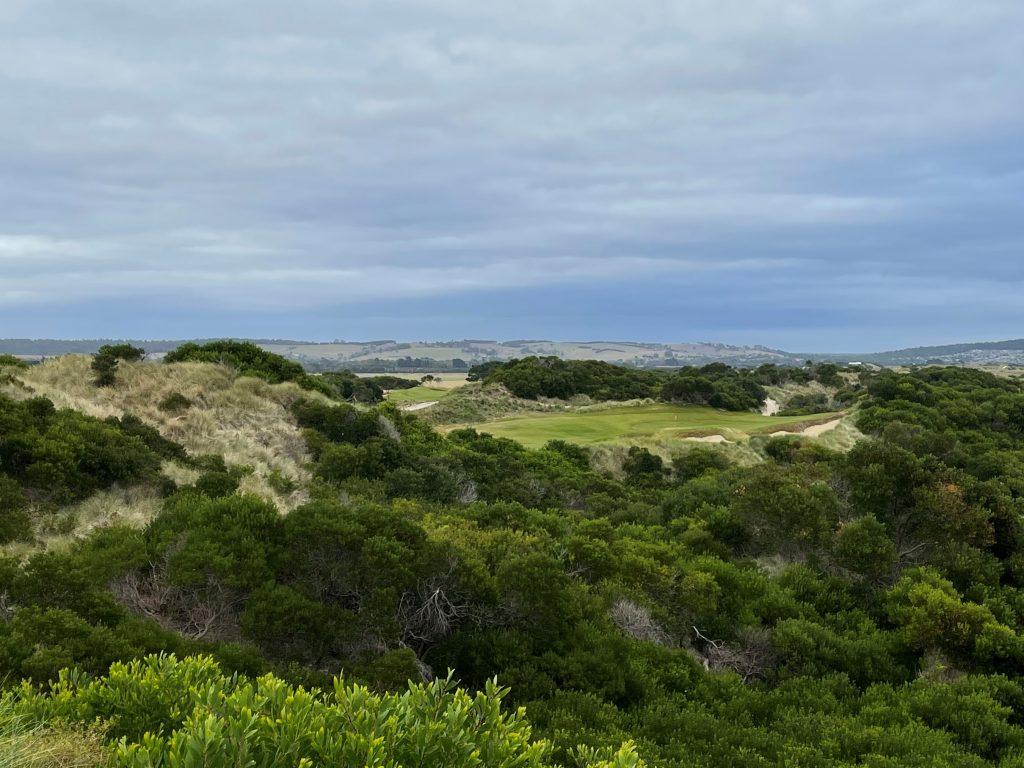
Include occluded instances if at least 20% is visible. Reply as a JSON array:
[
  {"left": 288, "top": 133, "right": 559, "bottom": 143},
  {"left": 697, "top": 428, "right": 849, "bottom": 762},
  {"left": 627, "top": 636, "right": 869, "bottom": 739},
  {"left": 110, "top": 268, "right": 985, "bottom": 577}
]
[
  {"left": 3, "top": 354, "right": 320, "bottom": 510},
  {"left": 5, "top": 349, "right": 1024, "bottom": 765}
]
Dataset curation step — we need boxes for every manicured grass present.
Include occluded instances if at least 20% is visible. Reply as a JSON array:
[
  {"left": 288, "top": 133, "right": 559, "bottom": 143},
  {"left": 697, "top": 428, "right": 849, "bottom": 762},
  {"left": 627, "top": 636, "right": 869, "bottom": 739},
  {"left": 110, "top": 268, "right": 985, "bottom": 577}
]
[
  {"left": 468, "top": 403, "right": 838, "bottom": 448},
  {"left": 386, "top": 386, "right": 454, "bottom": 404}
]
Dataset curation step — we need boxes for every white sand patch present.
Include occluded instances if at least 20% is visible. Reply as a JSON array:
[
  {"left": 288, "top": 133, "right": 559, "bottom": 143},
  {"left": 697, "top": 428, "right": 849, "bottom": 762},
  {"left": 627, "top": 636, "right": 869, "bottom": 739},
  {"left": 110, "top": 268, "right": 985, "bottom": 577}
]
[
  {"left": 771, "top": 417, "right": 844, "bottom": 438},
  {"left": 801, "top": 418, "right": 844, "bottom": 437},
  {"left": 401, "top": 401, "right": 439, "bottom": 412},
  {"left": 685, "top": 434, "right": 730, "bottom": 443},
  {"left": 761, "top": 398, "right": 780, "bottom": 416}
]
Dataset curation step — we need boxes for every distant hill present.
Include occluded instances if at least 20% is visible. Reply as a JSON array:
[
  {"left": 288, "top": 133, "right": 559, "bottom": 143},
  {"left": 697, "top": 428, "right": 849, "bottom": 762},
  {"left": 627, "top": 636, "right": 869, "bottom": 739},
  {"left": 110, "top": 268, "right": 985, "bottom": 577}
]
[
  {"left": 5, "top": 336, "right": 1024, "bottom": 369},
  {"left": 0, "top": 338, "right": 804, "bottom": 369},
  {"left": 813, "top": 339, "right": 1024, "bottom": 367}
]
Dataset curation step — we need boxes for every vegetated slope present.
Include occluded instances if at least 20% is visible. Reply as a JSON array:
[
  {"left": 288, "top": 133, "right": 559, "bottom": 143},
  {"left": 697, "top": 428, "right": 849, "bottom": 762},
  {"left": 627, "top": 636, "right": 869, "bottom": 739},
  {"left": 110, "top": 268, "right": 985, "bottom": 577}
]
[
  {"left": 9, "top": 359, "right": 1024, "bottom": 765},
  {"left": 3, "top": 355, "right": 318, "bottom": 509}
]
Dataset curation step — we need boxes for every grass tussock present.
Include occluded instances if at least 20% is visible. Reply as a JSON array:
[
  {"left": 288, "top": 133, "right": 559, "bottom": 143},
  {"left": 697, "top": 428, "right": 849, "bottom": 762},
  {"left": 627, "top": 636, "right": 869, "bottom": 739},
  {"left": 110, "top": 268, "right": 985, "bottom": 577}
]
[
  {"left": 6, "top": 356, "right": 326, "bottom": 510},
  {"left": 812, "top": 418, "right": 865, "bottom": 451},
  {"left": 0, "top": 485, "right": 164, "bottom": 560},
  {"left": 0, "top": 702, "right": 105, "bottom": 768},
  {"left": 39, "top": 485, "right": 163, "bottom": 552}
]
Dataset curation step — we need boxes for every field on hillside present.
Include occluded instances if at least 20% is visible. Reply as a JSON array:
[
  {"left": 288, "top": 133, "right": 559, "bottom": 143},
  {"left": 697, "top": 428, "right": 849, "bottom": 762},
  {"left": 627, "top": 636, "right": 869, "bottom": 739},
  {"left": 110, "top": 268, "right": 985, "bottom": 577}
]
[
  {"left": 260, "top": 339, "right": 799, "bottom": 366},
  {"left": 359, "top": 371, "right": 468, "bottom": 389},
  {"left": 463, "top": 403, "right": 839, "bottom": 448},
  {"left": 375, "top": 372, "right": 467, "bottom": 404},
  {"left": 386, "top": 385, "right": 454, "bottom": 404}
]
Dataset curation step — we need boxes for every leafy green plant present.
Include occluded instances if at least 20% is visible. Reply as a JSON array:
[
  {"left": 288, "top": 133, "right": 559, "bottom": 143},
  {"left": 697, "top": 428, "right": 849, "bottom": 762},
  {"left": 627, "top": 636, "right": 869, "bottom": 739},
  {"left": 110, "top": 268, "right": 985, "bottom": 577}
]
[{"left": 9, "top": 654, "right": 642, "bottom": 768}]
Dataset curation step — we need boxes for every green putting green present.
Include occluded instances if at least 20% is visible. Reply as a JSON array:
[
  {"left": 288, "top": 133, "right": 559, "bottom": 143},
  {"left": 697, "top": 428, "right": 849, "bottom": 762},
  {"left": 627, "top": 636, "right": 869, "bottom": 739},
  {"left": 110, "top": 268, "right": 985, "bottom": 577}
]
[{"left": 469, "top": 403, "right": 838, "bottom": 448}]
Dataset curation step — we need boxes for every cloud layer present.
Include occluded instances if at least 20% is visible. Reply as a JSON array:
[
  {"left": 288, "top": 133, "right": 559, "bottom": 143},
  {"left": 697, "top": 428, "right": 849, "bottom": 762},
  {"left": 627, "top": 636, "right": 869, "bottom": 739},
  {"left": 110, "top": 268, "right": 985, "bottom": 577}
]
[{"left": 1, "top": 0, "right": 1023, "bottom": 348}]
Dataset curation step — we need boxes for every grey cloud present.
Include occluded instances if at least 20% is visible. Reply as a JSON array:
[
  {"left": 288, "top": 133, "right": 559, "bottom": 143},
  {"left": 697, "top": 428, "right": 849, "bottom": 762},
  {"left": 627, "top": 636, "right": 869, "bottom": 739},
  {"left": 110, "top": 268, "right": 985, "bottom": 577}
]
[{"left": 1, "top": 0, "right": 1022, "bottom": 341}]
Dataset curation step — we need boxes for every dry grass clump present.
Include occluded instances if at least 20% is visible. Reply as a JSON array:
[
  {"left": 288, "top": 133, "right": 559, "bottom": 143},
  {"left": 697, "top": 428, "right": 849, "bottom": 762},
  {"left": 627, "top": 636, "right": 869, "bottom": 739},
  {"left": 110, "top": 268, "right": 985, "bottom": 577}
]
[
  {"left": 610, "top": 597, "right": 671, "bottom": 646},
  {"left": 7, "top": 356, "right": 324, "bottom": 510},
  {"left": 813, "top": 419, "right": 864, "bottom": 452},
  {"left": 0, "top": 703, "right": 106, "bottom": 768},
  {"left": 0, "top": 485, "right": 164, "bottom": 559},
  {"left": 37, "top": 485, "right": 163, "bottom": 552},
  {"left": 766, "top": 380, "right": 833, "bottom": 407}
]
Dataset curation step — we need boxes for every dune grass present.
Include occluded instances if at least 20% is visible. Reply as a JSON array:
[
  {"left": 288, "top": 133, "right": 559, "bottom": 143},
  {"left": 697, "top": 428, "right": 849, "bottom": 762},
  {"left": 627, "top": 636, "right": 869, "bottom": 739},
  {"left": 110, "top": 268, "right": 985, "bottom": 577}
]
[
  {"left": 463, "top": 403, "right": 839, "bottom": 449},
  {"left": 6, "top": 485, "right": 167, "bottom": 557},
  {"left": 0, "top": 700, "right": 105, "bottom": 768}
]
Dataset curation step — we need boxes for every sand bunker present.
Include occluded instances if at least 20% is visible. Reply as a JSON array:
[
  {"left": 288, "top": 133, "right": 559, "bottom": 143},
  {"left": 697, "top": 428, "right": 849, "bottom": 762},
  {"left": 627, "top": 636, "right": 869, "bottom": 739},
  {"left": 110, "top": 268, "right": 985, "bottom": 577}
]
[
  {"left": 401, "top": 401, "right": 439, "bottom": 412},
  {"left": 802, "top": 418, "right": 844, "bottom": 436},
  {"left": 685, "top": 434, "right": 730, "bottom": 444},
  {"left": 771, "top": 417, "right": 843, "bottom": 438}
]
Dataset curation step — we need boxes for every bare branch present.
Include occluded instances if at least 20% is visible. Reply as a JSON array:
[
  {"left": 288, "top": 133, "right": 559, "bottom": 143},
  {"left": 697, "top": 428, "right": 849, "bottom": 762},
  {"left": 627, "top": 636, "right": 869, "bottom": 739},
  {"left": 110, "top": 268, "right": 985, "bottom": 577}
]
[{"left": 610, "top": 598, "right": 671, "bottom": 646}]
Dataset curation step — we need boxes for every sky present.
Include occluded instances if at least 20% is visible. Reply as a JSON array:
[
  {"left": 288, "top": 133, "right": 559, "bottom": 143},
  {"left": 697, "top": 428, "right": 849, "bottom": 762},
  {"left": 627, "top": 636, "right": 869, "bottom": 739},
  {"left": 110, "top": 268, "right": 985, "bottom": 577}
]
[{"left": 1, "top": 0, "right": 1023, "bottom": 352}]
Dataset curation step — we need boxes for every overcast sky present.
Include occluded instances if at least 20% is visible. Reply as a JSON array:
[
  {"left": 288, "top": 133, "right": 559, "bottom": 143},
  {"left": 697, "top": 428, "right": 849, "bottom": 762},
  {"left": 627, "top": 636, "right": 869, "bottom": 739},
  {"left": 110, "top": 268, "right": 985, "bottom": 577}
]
[{"left": 1, "top": 0, "right": 1022, "bottom": 351}]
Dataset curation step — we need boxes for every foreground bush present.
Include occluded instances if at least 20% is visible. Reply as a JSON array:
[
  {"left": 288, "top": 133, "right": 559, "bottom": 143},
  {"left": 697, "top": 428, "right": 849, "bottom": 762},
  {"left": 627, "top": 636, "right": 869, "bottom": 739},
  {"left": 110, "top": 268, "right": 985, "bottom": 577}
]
[{"left": 10, "top": 654, "right": 642, "bottom": 768}]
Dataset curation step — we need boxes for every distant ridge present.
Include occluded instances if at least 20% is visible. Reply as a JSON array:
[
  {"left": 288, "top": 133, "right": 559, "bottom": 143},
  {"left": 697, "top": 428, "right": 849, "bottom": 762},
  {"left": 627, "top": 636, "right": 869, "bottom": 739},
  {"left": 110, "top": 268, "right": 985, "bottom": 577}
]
[
  {"left": 0, "top": 337, "right": 800, "bottom": 368},
  {"left": 850, "top": 338, "right": 1024, "bottom": 366},
  {"left": 4, "top": 337, "right": 1024, "bottom": 368}
]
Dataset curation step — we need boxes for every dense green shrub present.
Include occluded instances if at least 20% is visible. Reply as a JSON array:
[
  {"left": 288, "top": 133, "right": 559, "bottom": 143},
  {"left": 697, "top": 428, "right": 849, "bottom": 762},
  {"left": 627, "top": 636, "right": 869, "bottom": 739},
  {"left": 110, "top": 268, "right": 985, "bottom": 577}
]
[
  {"left": 106, "top": 414, "right": 189, "bottom": 463},
  {"left": 0, "top": 354, "right": 28, "bottom": 369},
  {"left": 91, "top": 344, "right": 145, "bottom": 387},
  {"left": 475, "top": 357, "right": 663, "bottom": 401},
  {"left": 661, "top": 364, "right": 766, "bottom": 411},
  {"left": 0, "top": 475, "right": 32, "bottom": 544},
  {"left": 0, "top": 395, "right": 163, "bottom": 504}
]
